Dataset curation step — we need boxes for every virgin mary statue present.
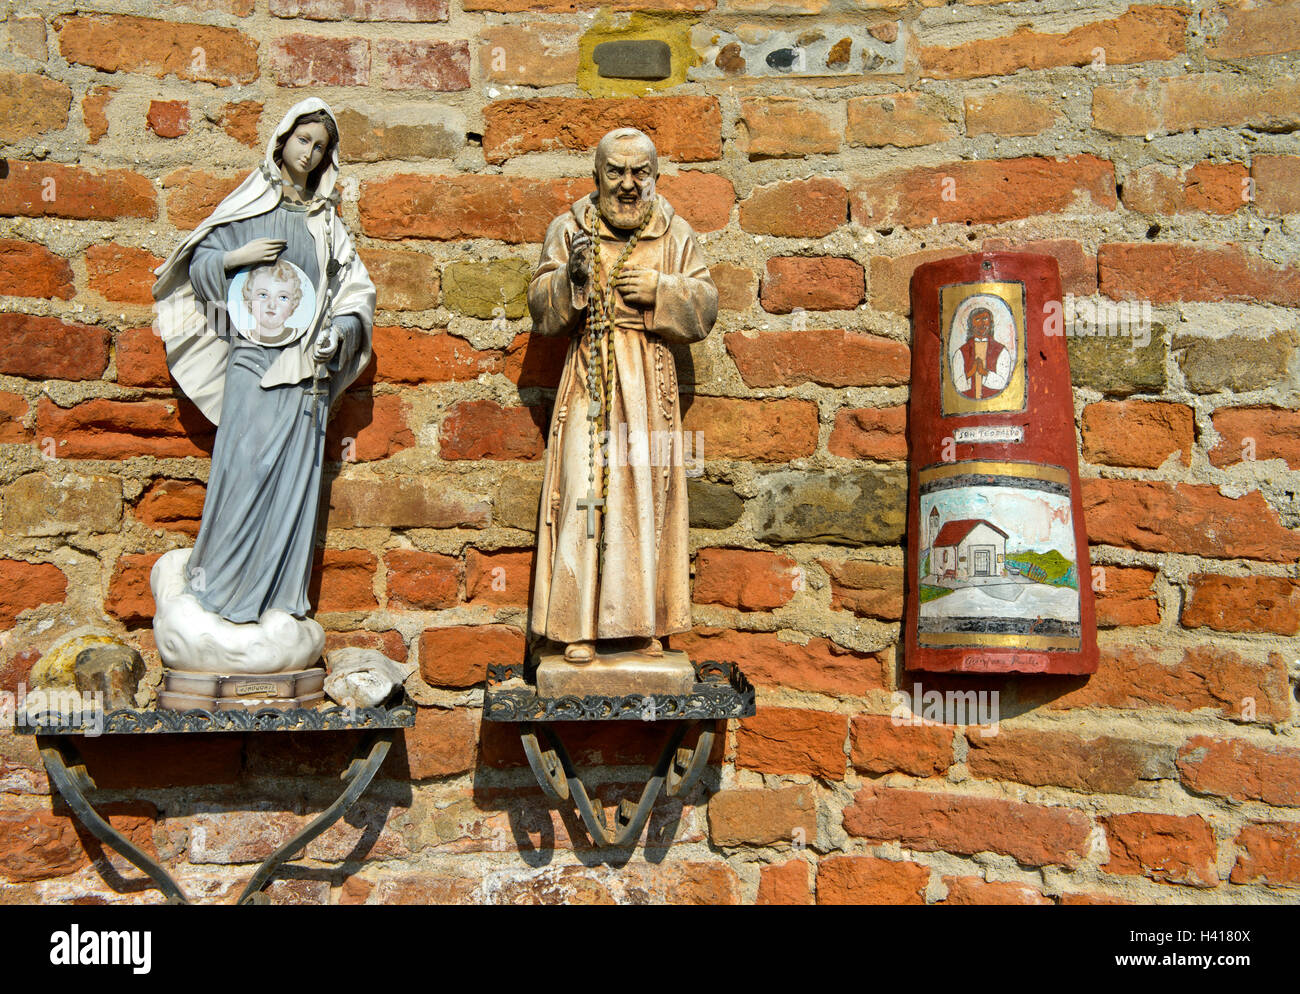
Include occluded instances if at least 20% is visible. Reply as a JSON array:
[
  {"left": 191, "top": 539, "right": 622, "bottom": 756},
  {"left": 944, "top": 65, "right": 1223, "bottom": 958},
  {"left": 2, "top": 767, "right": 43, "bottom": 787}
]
[{"left": 149, "top": 98, "right": 375, "bottom": 675}]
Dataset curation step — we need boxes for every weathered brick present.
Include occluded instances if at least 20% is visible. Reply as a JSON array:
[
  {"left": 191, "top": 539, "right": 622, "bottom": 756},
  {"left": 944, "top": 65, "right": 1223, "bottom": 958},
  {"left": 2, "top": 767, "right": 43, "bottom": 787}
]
[
  {"left": 115, "top": 327, "right": 171, "bottom": 388},
  {"left": 359, "top": 250, "right": 440, "bottom": 312},
  {"left": 0, "top": 162, "right": 156, "bottom": 221},
  {"left": 1182, "top": 574, "right": 1300, "bottom": 635},
  {"left": 1081, "top": 400, "right": 1193, "bottom": 468},
  {"left": 480, "top": 24, "right": 580, "bottom": 86},
  {"left": 163, "top": 168, "right": 248, "bottom": 230},
  {"left": 483, "top": 97, "right": 721, "bottom": 164},
  {"left": 852, "top": 156, "right": 1116, "bottom": 228},
  {"left": 1068, "top": 327, "right": 1167, "bottom": 396},
  {"left": 337, "top": 105, "right": 464, "bottom": 163},
  {"left": 314, "top": 548, "right": 379, "bottom": 613},
  {"left": 487, "top": 862, "right": 739, "bottom": 906},
  {"left": 657, "top": 171, "right": 734, "bottom": 233},
  {"left": 675, "top": 628, "right": 886, "bottom": 698},
  {"left": 846, "top": 92, "right": 956, "bottom": 148},
  {"left": 1082, "top": 478, "right": 1300, "bottom": 562},
  {"left": 56, "top": 14, "right": 259, "bottom": 84},
  {"left": 711, "top": 263, "right": 756, "bottom": 311},
  {"left": 822, "top": 559, "right": 903, "bottom": 621},
  {"left": 0, "top": 70, "right": 71, "bottom": 143},
  {"left": 1205, "top": 0, "right": 1300, "bottom": 59},
  {"left": 134, "top": 479, "right": 205, "bottom": 536},
  {"left": 1103, "top": 812, "right": 1217, "bottom": 887},
  {"left": 739, "top": 178, "right": 846, "bottom": 238},
  {"left": 370, "top": 327, "right": 500, "bottom": 383},
  {"left": 753, "top": 468, "right": 906, "bottom": 546},
  {"left": 682, "top": 396, "right": 818, "bottom": 462},
  {"left": 440, "top": 400, "right": 544, "bottom": 461},
  {"left": 920, "top": 6, "right": 1185, "bottom": 79},
  {"left": 271, "top": 34, "right": 370, "bottom": 87},
  {"left": 325, "top": 393, "right": 414, "bottom": 462},
  {"left": 324, "top": 628, "right": 408, "bottom": 664},
  {"left": 1093, "top": 73, "right": 1300, "bottom": 136},
  {"left": 1230, "top": 821, "right": 1300, "bottom": 886},
  {"left": 1, "top": 473, "right": 123, "bottom": 537},
  {"left": 104, "top": 552, "right": 161, "bottom": 625},
  {"left": 725, "top": 329, "right": 909, "bottom": 387},
  {"left": 817, "top": 856, "right": 928, "bottom": 905},
  {"left": 1094, "top": 565, "right": 1159, "bottom": 628},
  {"left": 376, "top": 39, "right": 469, "bottom": 91},
  {"left": 36, "top": 397, "right": 213, "bottom": 460},
  {"left": 1178, "top": 735, "right": 1300, "bottom": 807},
  {"left": 1121, "top": 162, "right": 1249, "bottom": 215},
  {"left": 400, "top": 706, "right": 480, "bottom": 779},
  {"left": 967, "top": 728, "right": 1175, "bottom": 795},
  {"left": 964, "top": 89, "right": 1059, "bottom": 137},
  {"left": 82, "top": 84, "right": 115, "bottom": 144},
  {"left": 327, "top": 477, "right": 490, "bottom": 529},
  {"left": 1209, "top": 405, "right": 1300, "bottom": 468},
  {"left": 981, "top": 238, "right": 1098, "bottom": 295},
  {"left": 734, "top": 707, "right": 847, "bottom": 779},
  {"left": 939, "top": 876, "right": 1052, "bottom": 905},
  {"left": 692, "top": 547, "right": 797, "bottom": 611},
  {"left": 0, "top": 240, "right": 74, "bottom": 299},
  {"left": 3, "top": 19, "right": 48, "bottom": 62},
  {"left": 756, "top": 859, "right": 812, "bottom": 905},
  {"left": 442, "top": 259, "right": 530, "bottom": 319},
  {"left": 0, "top": 807, "right": 152, "bottom": 882},
  {"left": 0, "top": 392, "right": 30, "bottom": 443},
  {"left": 218, "top": 100, "right": 261, "bottom": 148},
  {"left": 465, "top": 0, "right": 713, "bottom": 9},
  {"left": 741, "top": 97, "right": 838, "bottom": 159},
  {"left": 843, "top": 787, "right": 1093, "bottom": 867},
  {"left": 0, "top": 561, "right": 67, "bottom": 628},
  {"left": 1176, "top": 333, "right": 1295, "bottom": 394},
  {"left": 849, "top": 715, "right": 953, "bottom": 777},
  {"left": 708, "top": 786, "right": 816, "bottom": 847},
  {"left": 419, "top": 624, "right": 524, "bottom": 687},
  {"left": 146, "top": 99, "right": 189, "bottom": 139},
  {"left": 360, "top": 174, "right": 591, "bottom": 243},
  {"left": 1251, "top": 154, "right": 1300, "bottom": 216},
  {"left": 465, "top": 548, "right": 533, "bottom": 607},
  {"left": 828, "top": 405, "right": 907, "bottom": 461},
  {"left": 760, "top": 257, "right": 865, "bottom": 313},
  {"left": 384, "top": 549, "right": 460, "bottom": 610},
  {"left": 86, "top": 244, "right": 164, "bottom": 306},
  {"left": 0, "top": 315, "right": 109, "bottom": 381},
  {"left": 270, "top": 0, "right": 449, "bottom": 21},
  {"left": 869, "top": 248, "right": 964, "bottom": 314}
]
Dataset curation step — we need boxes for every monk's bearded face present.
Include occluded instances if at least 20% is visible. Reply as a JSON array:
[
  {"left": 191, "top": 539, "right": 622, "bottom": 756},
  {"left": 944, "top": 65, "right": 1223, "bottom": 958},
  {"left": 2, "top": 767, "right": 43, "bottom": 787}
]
[{"left": 596, "top": 140, "right": 656, "bottom": 230}]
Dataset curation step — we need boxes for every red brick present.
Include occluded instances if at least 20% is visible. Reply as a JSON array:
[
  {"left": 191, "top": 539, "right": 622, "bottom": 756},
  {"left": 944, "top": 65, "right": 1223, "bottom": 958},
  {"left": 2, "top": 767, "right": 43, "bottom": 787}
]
[
  {"left": 0, "top": 807, "right": 154, "bottom": 883},
  {"left": 359, "top": 250, "right": 440, "bottom": 312},
  {"left": 849, "top": 715, "right": 953, "bottom": 777},
  {"left": 756, "top": 859, "right": 812, "bottom": 905},
  {"left": 939, "top": 876, "right": 1052, "bottom": 905},
  {"left": 270, "top": 0, "right": 449, "bottom": 19},
  {"left": 440, "top": 400, "right": 544, "bottom": 461},
  {"left": 682, "top": 396, "right": 818, "bottom": 462},
  {"left": 82, "top": 85, "right": 114, "bottom": 144},
  {"left": 822, "top": 559, "right": 903, "bottom": 621},
  {"left": 1206, "top": 0, "right": 1300, "bottom": 58},
  {"left": 104, "top": 552, "right": 161, "bottom": 625},
  {"left": 0, "top": 315, "right": 109, "bottom": 381},
  {"left": 400, "top": 706, "right": 479, "bottom": 779},
  {"left": 1103, "top": 812, "right": 1217, "bottom": 887},
  {"left": 828, "top": 406, "right": 907, "bottom": 461},
  {"left": 740, "top": 98, "right": 838, "bottom": 159},
  {"left": 726, "top": 329, "right": 909, "bottom": 387},
  {"left": 37, "top": 397, "right": 213, "bottom": 460},
  {"left": 0, "top": 561, "right": 67, "bottom": 628},
  {"left": 1094, "top": 73, "right": 1300, "bottom": 136},
  {"left": 465, "top": 0, "right": 712, "bottom": 8},
  {"left": 846, "top": 92, "right": 956, "bottom": 148},
  {"left": 86, "top": 244, "right": 164, "bottom": 306},
  {"left": 376, "top": 39, "right": 469, "bottom": 91},
  {"left": 920, "top": 6, "right": 1185, "bottom": 79},
  {"left": 271, "top": 34, "right": 369, "bottom": 87},
  {"left": 465, "top": 548, "right": 532, "bottom": 607},
  {"left": 1251, "top": 154, "right": 1300, "bottom": 216},
  {"left": 218, "top": 100, "right": 262, "bottom": 148},
  {"left": 1230, "top": 821, "right": 1300, "bottom": 886},
  {"left": 692, "top": 548, "right": 797, "bottom": 611},
  {"left": 760, "top": 257, "right": 865, "bottom": 313},
  {"left": 0, "top": 393, "right": 30, "bottom": 443},
  {"left": 739, "top": 178, "right": 847, "bottom": 237},
  {"left": 1209, "top": 405, "right": 1300, "bottom": 468},
  {"left": 115, "top": 327, "right": 172, "bottom": 388},
  {"left": 327, "top": 393, "right": 415, "bottom": 462},
  {"left": 0, "top": 240, "right": 74, "bottom": 299},
  {"left": 845, "top": 787, "right": 1093, "bottom": 867},
  {"left": 504, "top": 332, "right": 570, "bottom": 388},
  {"left": 371, "top": 327, "right": 500, "bottom": 383},
  {"left": 163, "top": 168, "right": 248, "bottom": 230},
  {"left": 967, "top": 728, "right": 1173, "bottom": 795},
  {"left": 1122, "top": 162, "right": 1249, "bottom": 215},
  {"left": 146, "top": 99, "right": 189, "bottom": 138},
  {"left": 1178, "top": 735, "right": 1300, "bottom": 807},
  {"left": 1081, "top": 400, "right": 1193, "bottom": 468},
  {"left": 483, "top": 97, "right": 721, "bottom": 164},
  {"left": 419, "top": 625, "right": 525, "bottom": 688},
  {"left": 360, "top": 174, "right": 591, "bottom": 243},
  {"left": 982, "top": 238, "right": 1098, "bottom": 295},
  {"left": 853, "top": 156, "right": 1116, "bottom": 229},
  {"left": 1094, "top": 565, "right": 1159, "bottom": 628},
  {"left": 56, "top": 14, "right": 259, "bottom": 85},
  {"left": 817, "top": 856, "right": 928, "bottom": 905},
  {"left": 656, "top": 171, "right": 734, "bottom": 233},
  {"left": 1102, "top": 242, "right": 1300, "bottom": 305},
  {"left": 314, "top": 548, "right": 378, "bottom": 613},
  {"left": 324, "top": 628, "right": 408, "bottom": 664},
  {"left": 384, "top": 549, "right": 460, "bottom": 610},
  {"left": 674, "top": 628, "right": 886, "bottom": 698},
  {"left": 708, "top": 786, "right": 816, "bottom": 847},
  {"left": 1083, "top": 478, "right": 1300, "bottom": 562},
  {"left": 734, "top": 707, "right": 847, "bottom": 779},
  {"left": 0, "top": 162, "right": 156, "bottom": 221},
  {"left": 1182, "top": 574, "right": 1300, "bottom": 635},
  {"left": 134, "top": 479, "right": 205, "bottom": 536},
  {"left": 1059, "top": 891, "right": 1134, "bottom": 905}
]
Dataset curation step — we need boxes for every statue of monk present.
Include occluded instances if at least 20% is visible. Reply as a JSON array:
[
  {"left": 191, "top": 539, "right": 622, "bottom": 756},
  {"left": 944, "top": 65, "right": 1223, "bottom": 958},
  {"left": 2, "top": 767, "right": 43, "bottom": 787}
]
[{"left": 527, "top": 128, "right": 717, "bottom": 694}]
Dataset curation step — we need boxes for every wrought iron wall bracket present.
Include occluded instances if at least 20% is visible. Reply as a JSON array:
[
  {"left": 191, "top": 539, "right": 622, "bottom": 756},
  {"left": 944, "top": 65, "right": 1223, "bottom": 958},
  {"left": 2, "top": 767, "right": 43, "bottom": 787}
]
[
  {"left": 21, "top": 700, "right": 415, "bottom": 905},
  {"left": 486, "top": 661, "right": 754, "bottom": 851}
]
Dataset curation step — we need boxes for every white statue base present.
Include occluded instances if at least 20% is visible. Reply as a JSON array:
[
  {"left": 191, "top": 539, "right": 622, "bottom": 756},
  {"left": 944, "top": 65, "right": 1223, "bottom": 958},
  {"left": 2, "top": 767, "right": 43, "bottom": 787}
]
[{"left": 150, "top": 548, "right": 326, "bottom": 676}]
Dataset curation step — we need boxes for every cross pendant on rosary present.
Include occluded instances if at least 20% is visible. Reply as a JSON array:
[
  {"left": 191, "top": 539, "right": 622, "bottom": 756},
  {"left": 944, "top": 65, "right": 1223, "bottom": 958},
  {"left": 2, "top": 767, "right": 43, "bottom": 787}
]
[
  {"left": 576, "top": 491, "right": 604, "bottom": 539},
  {"left": 308, "top": 368, "right": 328, "bottom": 427}
]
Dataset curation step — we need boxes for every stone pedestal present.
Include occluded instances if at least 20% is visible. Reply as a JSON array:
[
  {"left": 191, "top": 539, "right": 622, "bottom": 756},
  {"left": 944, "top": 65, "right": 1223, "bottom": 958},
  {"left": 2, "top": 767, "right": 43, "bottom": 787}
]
[
  {"left": 534, "top": 648, "right": 695, "bottom": 698},
  {"left": 158, "top": 667, "right": 325, "bottom": 711}
]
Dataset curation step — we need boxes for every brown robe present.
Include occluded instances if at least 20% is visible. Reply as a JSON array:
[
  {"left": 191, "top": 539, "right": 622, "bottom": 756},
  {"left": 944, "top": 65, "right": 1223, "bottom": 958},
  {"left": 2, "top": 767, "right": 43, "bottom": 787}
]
[{"left": 528, "top": 193, "right": 717, "bottom": 644}]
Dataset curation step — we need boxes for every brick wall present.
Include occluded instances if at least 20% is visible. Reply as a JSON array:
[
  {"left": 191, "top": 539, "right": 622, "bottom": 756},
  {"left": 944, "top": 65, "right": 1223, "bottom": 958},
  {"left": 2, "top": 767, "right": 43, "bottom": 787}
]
[{"left": 1, "top": 0, "right": 1298, "bottom": 904}]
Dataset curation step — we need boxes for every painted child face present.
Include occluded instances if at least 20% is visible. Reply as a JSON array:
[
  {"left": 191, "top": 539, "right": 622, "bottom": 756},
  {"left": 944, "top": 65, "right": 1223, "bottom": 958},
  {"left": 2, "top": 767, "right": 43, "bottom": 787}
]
[
  {"left": 282, "top": 121, "right": 330, "bottom": 188},
  {"left": 595, "top": 138, "right": 656, "bottom": 230},
  {"left": 248, "top": 272, "right": 296, "bottom": 336}
]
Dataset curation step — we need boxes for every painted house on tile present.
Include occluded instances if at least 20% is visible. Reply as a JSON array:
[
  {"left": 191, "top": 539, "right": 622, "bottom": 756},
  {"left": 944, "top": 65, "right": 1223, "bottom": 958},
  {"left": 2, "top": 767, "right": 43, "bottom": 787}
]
[{"left": 931, "top": 516, "right": 1008, "bottom": 581}]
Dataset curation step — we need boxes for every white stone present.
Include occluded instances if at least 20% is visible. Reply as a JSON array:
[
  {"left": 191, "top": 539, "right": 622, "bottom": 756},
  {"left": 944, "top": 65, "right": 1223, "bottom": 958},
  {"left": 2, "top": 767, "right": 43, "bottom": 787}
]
[{"left": 323, "top": 647, "right": 415, "bottom": 709}]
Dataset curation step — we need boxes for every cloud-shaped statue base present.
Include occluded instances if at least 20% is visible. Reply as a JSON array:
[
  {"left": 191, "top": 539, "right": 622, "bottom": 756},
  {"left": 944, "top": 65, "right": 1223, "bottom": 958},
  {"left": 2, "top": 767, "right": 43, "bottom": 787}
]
[{"left": 150, "top": 549, "right": 325, "bottom": 674}]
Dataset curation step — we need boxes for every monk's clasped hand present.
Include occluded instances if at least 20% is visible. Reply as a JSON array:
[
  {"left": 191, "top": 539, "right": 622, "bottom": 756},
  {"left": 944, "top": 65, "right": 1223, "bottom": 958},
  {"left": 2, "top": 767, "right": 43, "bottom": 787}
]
[{"left": 613, "top": 267, "right": 658, "bottom": 307}]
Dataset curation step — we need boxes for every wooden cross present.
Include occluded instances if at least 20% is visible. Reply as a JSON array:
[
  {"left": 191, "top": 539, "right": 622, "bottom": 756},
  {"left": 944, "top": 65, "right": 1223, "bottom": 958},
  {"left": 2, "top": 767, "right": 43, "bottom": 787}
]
[{"left": 577, "top": 491, "right": 605, "bottom": 539}]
